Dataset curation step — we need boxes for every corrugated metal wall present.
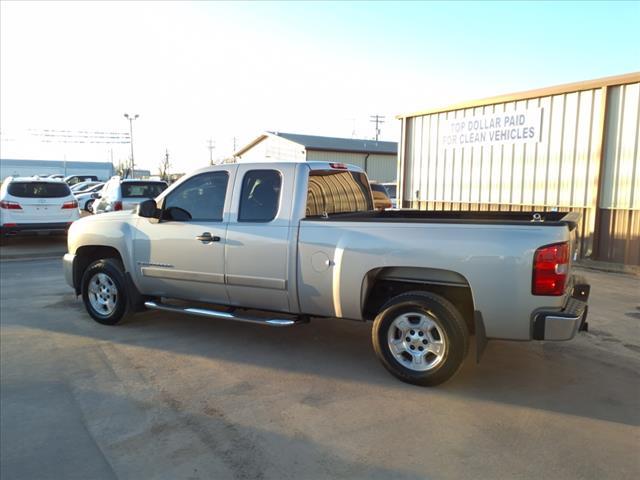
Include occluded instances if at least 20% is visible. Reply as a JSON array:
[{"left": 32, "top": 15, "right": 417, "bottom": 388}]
[
  {"left": 399, "top": 76, "right": 640, "bottom": 265},
  {"left": 596, "top": 82, "right": 640, "bottom": 264},
  {"left": 306, "top": 150, "right": 397, "bottom": 182}
]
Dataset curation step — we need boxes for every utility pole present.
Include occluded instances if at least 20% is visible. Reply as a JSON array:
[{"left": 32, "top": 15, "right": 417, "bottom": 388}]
[
  {"left": 124, "top": 113, "right": 139, "bottom": 178},
  {"left": 207, "top": 138, "right": 216, "bottom": 165},
  {"left": 160, "top": 148, "right": 170, "bottom": 182},
  {"left": 369, "top": 115, "right": 385, "bottom": 141}
]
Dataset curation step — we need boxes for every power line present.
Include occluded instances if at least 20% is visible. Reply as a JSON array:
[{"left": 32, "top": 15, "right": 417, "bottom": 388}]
[{"left": 369, "top": 115, "right": 385, "bottom": 141}]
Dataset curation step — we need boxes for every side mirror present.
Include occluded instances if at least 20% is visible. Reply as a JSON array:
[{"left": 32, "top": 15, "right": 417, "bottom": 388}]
[{"left": 137, "top": 199, "right": 160, "bottom": 219}]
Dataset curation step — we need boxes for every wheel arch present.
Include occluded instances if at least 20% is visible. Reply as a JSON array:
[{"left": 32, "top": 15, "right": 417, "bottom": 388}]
[
  {"left": 361, "top": 266, "right": 477, "bottom": 334},
  {"left": 73, "top": 245, "right": 124, "bottom": 294}
]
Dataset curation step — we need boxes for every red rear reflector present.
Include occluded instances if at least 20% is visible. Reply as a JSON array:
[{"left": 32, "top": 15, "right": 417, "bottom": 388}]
[
  {"left": 330, "top": 163, "right": 348, "bottom": 169},
  {"left": 0, "top": 201, "right": 22, "bottom": 210},
  {"left": 532, "top": 242, "right": 570, "bottom": 296},
  {"left": 2, "top": 223, "right": 17, "bottom": 227},
  {"left": 114, "top": 201, "right": 123, "bottom": 211},
  {"left": 61, "top": 200, "right": 78, "bottom": 209}
]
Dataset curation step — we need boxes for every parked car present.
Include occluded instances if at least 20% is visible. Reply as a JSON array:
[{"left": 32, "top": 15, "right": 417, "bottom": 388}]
[
  {"left": 92, "top": 177, "right": 168, "bottom": 214},
  {"left": 381, "top": 182, "right": 397, "bottom": 208},
  {"left": 47, "top": 174, "right": 65, "bottom": 180},
  {"left": 1, "top": 177, "right": 79, "bottom": 235},
  {"left": 74, "top": 183, "right": 105, "bottom": 211},
  {"left": 370, "top": 182, "right": 392, "bottom": 210},
  {"left": 64, "top": 175, "right": 99, "bottom": 186},
  {"left": 71, "top": 181, "right": 102, "bottom": 193},
  {"left": 63, "top": 161, "right": 590, "bottom": 386}
]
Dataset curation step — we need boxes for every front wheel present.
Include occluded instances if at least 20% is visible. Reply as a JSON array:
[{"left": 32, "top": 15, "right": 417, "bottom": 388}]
[
  {"left": 372, "top": 291, "right": 469, "bottom": 386},
  {"left": 81, "top": 259, "right": 130, "bottom": 325},
  {"left": 84, "top": 199, "right": 95, "bottom": 212}
]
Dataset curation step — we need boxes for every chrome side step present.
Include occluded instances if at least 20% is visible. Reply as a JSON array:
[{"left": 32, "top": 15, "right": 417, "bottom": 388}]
[{"left": 143, "top": 301, "right": 299, "bottom": 327}]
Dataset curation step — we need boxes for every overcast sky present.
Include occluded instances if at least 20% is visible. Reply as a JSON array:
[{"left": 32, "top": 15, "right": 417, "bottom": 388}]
[{"left": 1, "top": 0, "right": 639, "bottom": 173}]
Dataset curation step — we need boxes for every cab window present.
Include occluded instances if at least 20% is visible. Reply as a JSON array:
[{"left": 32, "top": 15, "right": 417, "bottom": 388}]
[
  {"left": 306, "top": 170, "right": 373, "bottom": 217},
  {"left": 163, "top": 172, "right": 229, "bottom": 221},
  {"left": 238, "top": 170, "right": 282, "bottom": 222}
]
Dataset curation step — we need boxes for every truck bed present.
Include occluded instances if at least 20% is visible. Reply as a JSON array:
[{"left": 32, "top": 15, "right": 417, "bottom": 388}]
[{"left": 308, "top": 210, "right": 580, "bottom": 230}]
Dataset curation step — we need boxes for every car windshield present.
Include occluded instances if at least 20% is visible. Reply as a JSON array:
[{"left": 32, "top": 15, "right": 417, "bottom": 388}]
[
  {"left": 384, "top": 185, "right": 397, "bottom": 197},
  {"left": 75, "top": 183, "right": 101, "bottom": 193},
  {"left": 121, "top": 182, "right": 167, "bottom": 198},
  {"left": 8, "top": 182, "right": 71, "bottom": 198}
]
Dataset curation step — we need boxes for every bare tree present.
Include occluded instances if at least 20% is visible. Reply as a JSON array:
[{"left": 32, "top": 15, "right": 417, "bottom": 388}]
[
  {"left": 159, "top": 149, "right": 171, "bottom": 182},
  {"left": 113, "top": 159, "right": 129, "bottom": 178}
]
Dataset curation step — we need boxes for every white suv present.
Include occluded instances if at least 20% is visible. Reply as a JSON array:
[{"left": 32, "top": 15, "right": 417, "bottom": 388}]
[
  {"left": 0, "top": 177, "right": 80, "bottom": 236},
  {"left": 92, "top": 177, "right": 168, "bottom": 214}
]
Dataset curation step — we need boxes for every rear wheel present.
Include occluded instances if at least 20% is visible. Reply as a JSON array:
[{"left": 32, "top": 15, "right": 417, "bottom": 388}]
[
  {"left": 84, "top": 199, "right": 95, "bottom": 212},
  {"left": 81, "top": 259, "right": 129, "bottom": 325},
  {"left": 372, "top": 291, "right": 469, "bottom": 386}
]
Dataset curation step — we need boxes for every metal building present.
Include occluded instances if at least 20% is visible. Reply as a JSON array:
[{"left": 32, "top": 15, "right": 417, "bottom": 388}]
[
  {"left": 234, "top": 132, "right": 398, "bottom": 182},
  {"left": 0, "top": 159, "right": 114, "bottom": 181},
  {"left": 397, "top": 72, "right": 640, "bottom": 265}
]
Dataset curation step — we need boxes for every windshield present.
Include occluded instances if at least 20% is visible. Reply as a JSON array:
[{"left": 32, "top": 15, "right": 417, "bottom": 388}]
[
  {"left": 384, "top": 184, "right": 397, "bottom": 198},
  {"left": 8, "top": 182, "right": 71, "bottom": 198},
  {"left": 121, "top": 182, "right": 167, "bottom": 198}
]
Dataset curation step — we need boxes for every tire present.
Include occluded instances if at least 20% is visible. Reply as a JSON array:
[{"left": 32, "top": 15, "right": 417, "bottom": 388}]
[
  {"left": 84, "top": 199, "right": 95, "bottom": 212},
  {"left": 372, "top": 291, "right": 469, "bottom": 386},
  {"left": 81, "top": 258, "right": 130, "bottom": 325}
]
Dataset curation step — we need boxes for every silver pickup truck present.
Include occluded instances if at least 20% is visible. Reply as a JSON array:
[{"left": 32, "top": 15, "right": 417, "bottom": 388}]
[{"left": 63, "top": 161, "right": 590, "bottom": 386}]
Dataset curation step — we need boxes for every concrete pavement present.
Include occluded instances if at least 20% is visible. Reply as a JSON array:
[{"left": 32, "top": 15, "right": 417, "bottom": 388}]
[{"left": 1, "top": 259, "right": 639, "bottom": 479}]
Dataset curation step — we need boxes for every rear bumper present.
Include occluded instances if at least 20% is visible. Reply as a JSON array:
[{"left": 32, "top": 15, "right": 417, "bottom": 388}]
[
  {"left": 1, "top": 222, "right": 73, "bottom": 235},
  {"left": 532, "top": 278, "right": 590, "bottom": 341}
]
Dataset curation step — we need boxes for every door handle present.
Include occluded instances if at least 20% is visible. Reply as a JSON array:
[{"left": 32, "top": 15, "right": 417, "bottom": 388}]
[{"left": 196, "top": 232, "right": 221, "bottom": 243}]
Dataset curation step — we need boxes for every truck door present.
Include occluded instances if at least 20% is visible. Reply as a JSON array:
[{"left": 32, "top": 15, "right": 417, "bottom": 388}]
[
  {"left": 225, "top": 165, "right": 294, "bottom": 312},
  {"left": 133, "top": 167, "right": 235, "bottom": 303}
]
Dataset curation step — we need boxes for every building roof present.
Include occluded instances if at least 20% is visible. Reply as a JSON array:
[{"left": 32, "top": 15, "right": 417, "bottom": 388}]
[
  {"left": 270, "top": 132, "right": 397, "bottom": 155},
  {"left": 234, "top": 132, "right": 397, "bottom": 157},
  {"left": 397, "top": 71, "right": 640, "bottom": 119},
  {"left": 0, "top": 159, "right": 114, "bottom": 168}
]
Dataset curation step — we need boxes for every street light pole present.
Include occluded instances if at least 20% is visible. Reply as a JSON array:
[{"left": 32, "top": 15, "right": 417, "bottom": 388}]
[{"left": 124, "top": 113, "right": 139, "bottom": 178}]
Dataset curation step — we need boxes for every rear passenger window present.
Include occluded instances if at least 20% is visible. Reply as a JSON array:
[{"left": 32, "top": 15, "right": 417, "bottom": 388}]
[
  {"left": 306, "top": 170, "right": 373, "bottom": 217},
  {"left": 8, "top": 182, "right": 71, "bottom": 198},
  {"left": 238, "top": 170, "right": 281, "bottom": 222},
  {"left": 163, "top": 172, "right": 229, "bottom": 221}
]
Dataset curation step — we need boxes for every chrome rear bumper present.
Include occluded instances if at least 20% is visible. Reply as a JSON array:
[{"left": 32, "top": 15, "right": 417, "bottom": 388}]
[{"left": 532, "top": 278, "right": 590, "bottom": 341}]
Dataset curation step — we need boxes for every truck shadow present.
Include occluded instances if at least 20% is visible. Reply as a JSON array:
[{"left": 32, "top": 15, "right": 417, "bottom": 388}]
[{"left": 28, "top": 292, "right": 640, "bottom": 428}]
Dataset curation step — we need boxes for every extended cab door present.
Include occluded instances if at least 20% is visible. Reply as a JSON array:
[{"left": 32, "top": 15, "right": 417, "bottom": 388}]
[
  {"left": 224, "top": 164, "right": 296, "bottom": 312},
  {"left": 133, "top": 166, "right": 235, "bottom": 303}
]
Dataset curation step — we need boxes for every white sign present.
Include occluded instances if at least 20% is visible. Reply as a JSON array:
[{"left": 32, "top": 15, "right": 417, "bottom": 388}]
[{"left": 441, "top": 107, "right": 542, "bottom": 148}]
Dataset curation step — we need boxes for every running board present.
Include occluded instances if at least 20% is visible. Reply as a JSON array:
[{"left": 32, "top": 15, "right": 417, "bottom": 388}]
[{"left": 143, "top": 301, "right": 299, "bottom": 327}]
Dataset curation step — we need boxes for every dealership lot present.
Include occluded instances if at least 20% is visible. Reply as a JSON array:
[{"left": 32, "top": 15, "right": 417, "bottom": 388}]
[{"left": 1, "top": 256, "right": 638, "bottom": 480}]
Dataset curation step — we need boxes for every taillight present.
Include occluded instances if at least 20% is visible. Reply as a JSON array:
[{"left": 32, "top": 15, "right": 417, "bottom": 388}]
[
  {"left": 532, "top": 242, "right": 570, "bottom": 296},
  {"left": 330, "top": 163, "right": 348, "bottom": 170},
  {"left": 114, "top": 201, "right": 123, "bottom": 211},
  {"left": 61, "top": 200, "right": 78, "bottom": 209},
  {"left": 0, "top": 200, "right": 22, "bottom": 210}
]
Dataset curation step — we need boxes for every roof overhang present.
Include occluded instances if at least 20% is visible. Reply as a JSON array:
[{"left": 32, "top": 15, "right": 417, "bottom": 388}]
[
  {"left": 396, "top": 71, "right": 640, "bottom": 119},
  {"left": 306, "top": 147, "right": 397, "bottom": 156},
  {"left": 233, "top": 134, "right": 269, "bottom": 157}
]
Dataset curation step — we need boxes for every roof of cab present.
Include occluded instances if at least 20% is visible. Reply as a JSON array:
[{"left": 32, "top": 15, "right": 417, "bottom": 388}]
[{"left": 188, "top": 161, "right": 365, "bottom": 177}]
